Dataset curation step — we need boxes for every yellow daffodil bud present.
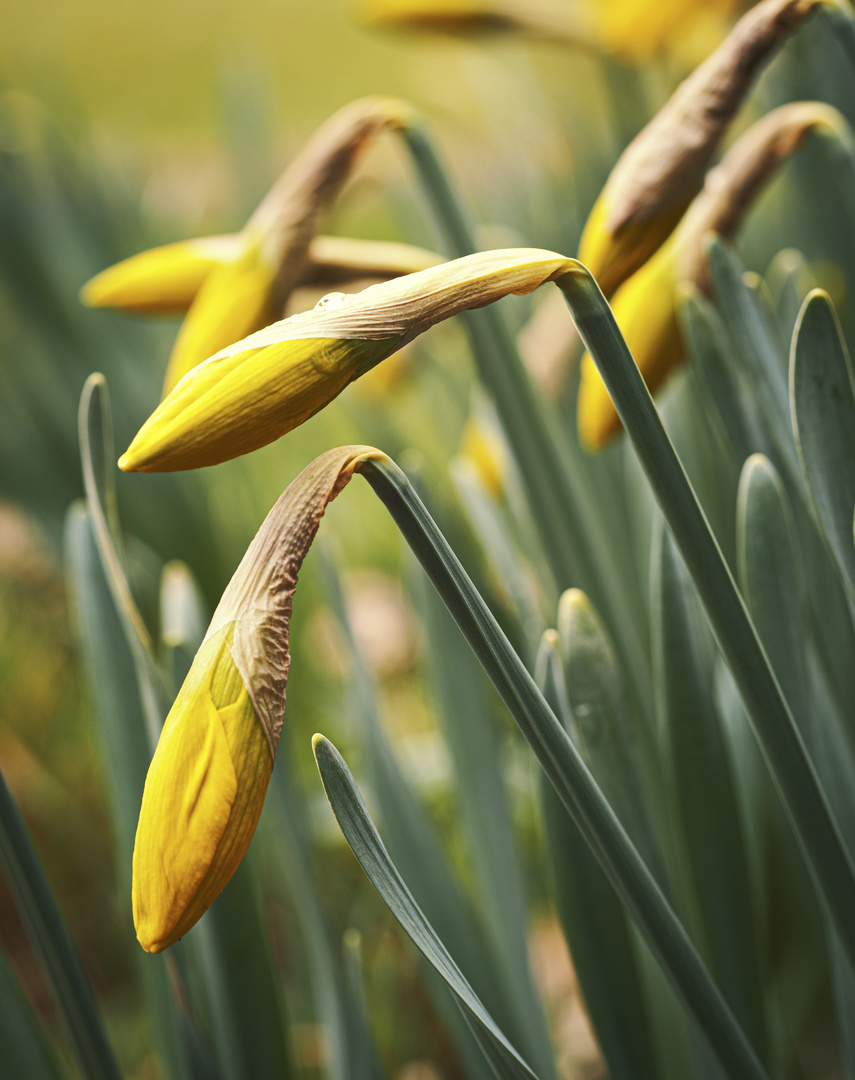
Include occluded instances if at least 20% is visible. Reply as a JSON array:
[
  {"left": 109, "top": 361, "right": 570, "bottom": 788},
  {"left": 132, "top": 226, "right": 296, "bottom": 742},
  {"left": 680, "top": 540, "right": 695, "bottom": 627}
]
[
  {"left": 119, "top": 248, "right": 576, "bottom": 474},
  {"left": 577, "top": 0, "right": 818, "bottom": 298},
  {"left": 133, "top": 445, "right": 381, "bottom": 952},
  {"left": 81, "top": 235, "right": 243, "bottom": 314},
  {"left": 578, "top": 101, "right": 849, "bottom": 449}
]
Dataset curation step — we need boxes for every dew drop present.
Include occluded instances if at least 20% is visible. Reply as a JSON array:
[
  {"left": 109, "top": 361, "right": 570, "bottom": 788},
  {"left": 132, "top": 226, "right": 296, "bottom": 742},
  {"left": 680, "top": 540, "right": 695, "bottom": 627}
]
[{"left": 314, "top": 291, "right": 348, "bottom": 311}]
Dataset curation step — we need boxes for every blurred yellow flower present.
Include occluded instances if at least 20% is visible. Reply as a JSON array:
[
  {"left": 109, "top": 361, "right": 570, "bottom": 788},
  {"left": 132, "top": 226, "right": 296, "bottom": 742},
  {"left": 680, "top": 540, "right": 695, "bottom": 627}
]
[
  {"left": 133, "top": 445, "right": 380, "bottom": 952},
  {"left": 119, "top": 248, "right": 575, "bottom": 474},
  {"left": 457, "top": 412, "right": 508, "bottom": 498}
]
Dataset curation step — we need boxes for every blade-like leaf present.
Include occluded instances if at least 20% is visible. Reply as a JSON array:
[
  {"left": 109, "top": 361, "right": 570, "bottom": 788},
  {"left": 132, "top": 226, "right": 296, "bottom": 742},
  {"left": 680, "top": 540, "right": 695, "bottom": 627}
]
[
  {"left": 318, "top": 544, "right": 512, "bottom": 1080},
  {"left": 536, "top": 633, "right": 659, "bottom": 1080},
  {"left": 65, "top": 502, "right": 193, "bottom": 1080},
  {"left": 652, "top": 523, "right": 767, "bottom": 1061},
  {"left": 791, "top": 289, "right": 855, "bottom": 605},
  {"left": 416, "top": 573, "right": 557, "bottom": 1080},
  {"left": 0, "top": 944, "right": 65, "bottom": 1080},
  {"left": 313, "top": 734, "right": 541, "bottom": 1080},
  {"left": 0, "top": 765, "right": 123, "bottom": 1080}
]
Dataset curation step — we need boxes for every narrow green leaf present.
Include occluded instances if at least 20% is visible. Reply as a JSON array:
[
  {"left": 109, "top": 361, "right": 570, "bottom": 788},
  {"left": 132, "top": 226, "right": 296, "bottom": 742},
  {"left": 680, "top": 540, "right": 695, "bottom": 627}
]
[
  {"left": 78, "top": 373, "right": 171, "bottom": 745},
  {"left": 536, "top": 633, "right": 659, "bottom": 1080},
  {"left": 653, "top": 523, "right": 768, "bottom": 1061},
  {"left": 317, "top": 545, "right": 510, "bottom": 1080},
  {"left": 791, "top": 289, "right": 855, "bottom": 605},
  {"left": 705, "top": 239, "right": 802, "bottom": 487},
  {"left": 556, "top": 590, "right": 667, "bottom": 888},
  {"left": 0, "top": 765, "right": 123, "bottom": 1080},
  {"left": 416, "top": 573, "right": 557, "bottom": 1080},
  {"left": 65, "top": 502, "right": 193, "bottom": 1080},
  {"left": 548, "top": 602, "right": 709, "bottom": 1080},
  {"left": 185, "top": 856, "right": 292, "bottom": 1080},
  {"left": 736, "top": 456, "right": 808, "bottom": 722},
  {"left": 555, "top": 264, "right": 855, "bottom": 975},
  {"left": 678, "top": 286, "right": 765, "bottom": 467},
  {"left": 0, "top": 944, "right": 65, "bottom": 1080},
  {"left": 312, "top": 734, "right": 541, "bottom": 1080},
  {"left": 358, "top": 455, "right": 769, "bottom": 1080}
]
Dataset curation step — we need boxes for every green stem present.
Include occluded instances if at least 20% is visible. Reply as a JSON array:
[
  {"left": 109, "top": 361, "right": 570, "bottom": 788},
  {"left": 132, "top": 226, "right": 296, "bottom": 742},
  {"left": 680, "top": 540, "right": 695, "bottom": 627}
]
[
  {"left": 0, "top": 766, "right": 124, "bottom": 1080},
  {"left": 358, "top": 456, "right": 768, "bottom": 1080},
  {"left": 398, "top": 118, "right": 652, "bottom": 717},
  {"left": 555, "top": 265, "right": 855, "bottom": 970}
]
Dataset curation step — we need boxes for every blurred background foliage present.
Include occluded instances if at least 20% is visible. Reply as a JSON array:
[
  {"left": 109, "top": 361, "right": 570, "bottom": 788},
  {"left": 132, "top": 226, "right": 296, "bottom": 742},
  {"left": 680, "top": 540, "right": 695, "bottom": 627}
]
[{"left": 2, "top": 1, "right": 855, "bottom": 1077}]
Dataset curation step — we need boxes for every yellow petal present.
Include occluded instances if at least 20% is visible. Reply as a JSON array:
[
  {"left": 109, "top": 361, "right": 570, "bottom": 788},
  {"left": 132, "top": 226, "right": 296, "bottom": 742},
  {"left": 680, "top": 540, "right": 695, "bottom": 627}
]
[
  {"left": 133, "top": 627, "right": 273, "bottom": 953},
  {"left": 577, "top": 243, "right": 682, "bottom": 450},
  {"left": 80, "top": 235, "right": 242, "bottom": 314},
  {"left": 161, "top": 243, "right": 281, "bottom": 396},
  {"left": 121, "top": 335, "right": 393, "bottom": 473},
  {"left": 577, "top": 192, "right": 689, "bottom": 300}
]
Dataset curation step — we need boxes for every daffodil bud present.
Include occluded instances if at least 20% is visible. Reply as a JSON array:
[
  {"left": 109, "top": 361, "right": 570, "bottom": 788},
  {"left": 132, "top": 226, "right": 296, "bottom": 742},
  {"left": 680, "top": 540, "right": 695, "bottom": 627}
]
[
  {"left": 578, "top": 101, "right": 849, "bottom": 449},
  {"left": 132, "top": 445, "right": 381, "bottom": 952},
  {"left": 159, "top": 97, "right": 414, "bottom": 395},
  {"left": 119, "top": 248, "right": 575, "bottom": 473},
  {"left": 577, "top": 0, "right": 818, "bottom": 298}
]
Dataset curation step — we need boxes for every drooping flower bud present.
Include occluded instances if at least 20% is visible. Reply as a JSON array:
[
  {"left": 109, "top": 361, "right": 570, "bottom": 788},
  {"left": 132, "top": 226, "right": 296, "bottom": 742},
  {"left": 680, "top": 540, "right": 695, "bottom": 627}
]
[
  {"left": 578, "top": 101, "right": 850, "bottom": 448},
  {"left": 577, "top": 0, "right": 819, "bottom": 298},
  {"left": 119, "top": 248, "right": 575, "bottom": 473},
  {"left": 132, "top": 445, "right": 381, "bottom": 952}
]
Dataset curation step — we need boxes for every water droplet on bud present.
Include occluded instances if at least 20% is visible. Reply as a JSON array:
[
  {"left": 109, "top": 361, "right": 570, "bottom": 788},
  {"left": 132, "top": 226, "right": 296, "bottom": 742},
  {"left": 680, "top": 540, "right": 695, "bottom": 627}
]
[{"left": 314, "top": 292, "right": 348, "bottom": 311}]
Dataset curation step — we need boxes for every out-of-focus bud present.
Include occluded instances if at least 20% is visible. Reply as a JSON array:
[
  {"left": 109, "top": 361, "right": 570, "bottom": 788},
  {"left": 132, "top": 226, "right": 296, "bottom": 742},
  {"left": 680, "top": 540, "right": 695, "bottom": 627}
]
[
  {"left": 578, "top": 0, "right": 818, "bottom": 298},
  {"left": 81, "top": 235, "right": 243, "bottom": 314},
  {"left": 161, "top": 97, "right": 414, "bottom": 395},
  {"left": 83, "top": 98, "right": 415, "bottom": 396},
  {"left": 133, "top": 445, "right": 381, "bottom": 952},
  {"left": 119, "top": 248, "right": 575, "bottom": 474},
  {"left": 82, "top": 234, "right": 441, "bottom": 316},
  {"left": 358, "top": 0, "right": 597, "bottom": 41},
  {"left": 578, "top": 101, "right": 850, "bottom": 448}
]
